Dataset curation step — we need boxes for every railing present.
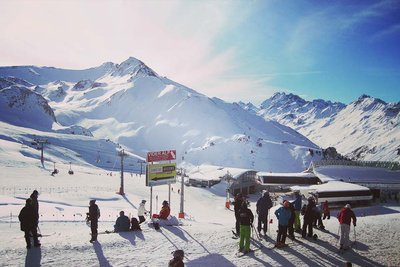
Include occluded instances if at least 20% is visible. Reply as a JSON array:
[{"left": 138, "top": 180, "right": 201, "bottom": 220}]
[{"left": 311, "top": 160, "right": 400, "bottom": 171}]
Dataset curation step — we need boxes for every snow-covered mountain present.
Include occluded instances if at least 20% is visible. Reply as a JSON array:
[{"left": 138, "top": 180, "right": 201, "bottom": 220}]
[
  {"left": 0, "top": 58, "right": 321, "bottom": 172},
  {"left": 255, "top": 92, "right": 400, "bottom": 161}
]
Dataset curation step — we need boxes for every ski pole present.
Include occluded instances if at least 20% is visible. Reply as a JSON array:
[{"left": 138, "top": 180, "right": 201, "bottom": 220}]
[{"left": 353, "top": 226, "right": 357, "bottom": 246}]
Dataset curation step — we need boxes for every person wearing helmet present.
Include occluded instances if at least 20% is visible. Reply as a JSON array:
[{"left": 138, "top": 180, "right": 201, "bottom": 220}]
[
  {"left": 168, "top": 249, "right": 184, "bottom": 267},
  {"left": 138, "top": 200, "right": 149, "bottom": 224},
  {"left": 88, "top": 199, "right": 100, "bottom": 242},
  {"left": 274, "top": 200, "right": 292, "bottom": 248},
  {"left": 159, "top": 200, "right": 170, "bottom": 220}
]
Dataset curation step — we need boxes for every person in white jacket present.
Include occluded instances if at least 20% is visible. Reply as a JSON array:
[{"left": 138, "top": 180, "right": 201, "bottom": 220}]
[{"left": 138, "top": 200, "right": 149, "bottom": 224}]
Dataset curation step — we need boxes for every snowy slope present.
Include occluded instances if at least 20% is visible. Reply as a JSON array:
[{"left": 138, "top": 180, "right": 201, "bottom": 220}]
[
  {"left": 0, "top": 138, "right": 399, "bottom": 267},
  {"left": 0, "top": 58, "right": 320, "bottom": 172},
  {"left": 256, "top": 93, "right": 399, "bottom": 161}
]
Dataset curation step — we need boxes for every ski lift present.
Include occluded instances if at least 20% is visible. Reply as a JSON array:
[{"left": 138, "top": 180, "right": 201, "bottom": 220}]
[
  {"left": 68, "top": 162, "right": 74, "bottom": 175},
  {"left": 51, "top": 162, "right": 58, "bottom": 176}
]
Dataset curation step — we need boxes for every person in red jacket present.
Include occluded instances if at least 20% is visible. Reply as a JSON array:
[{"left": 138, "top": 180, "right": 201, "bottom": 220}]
[
  {"left": 337, "top": 204, "right": 357, "bottom": 250},
  {"left": 159, "top": 200, "right": 171, "bottom": 219}
]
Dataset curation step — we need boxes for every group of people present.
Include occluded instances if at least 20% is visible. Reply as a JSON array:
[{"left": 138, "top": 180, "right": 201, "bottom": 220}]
[
  {"left": 233, "top": 190, "right": 357, "bottom": 251},
  {"left": 18, "top": 190, "right": 172, "bottom": 246}
]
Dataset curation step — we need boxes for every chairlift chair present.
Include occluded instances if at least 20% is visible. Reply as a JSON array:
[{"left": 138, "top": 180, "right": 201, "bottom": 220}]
[{"left": 68, "top": 162, "right": 74, "bottom": 175}]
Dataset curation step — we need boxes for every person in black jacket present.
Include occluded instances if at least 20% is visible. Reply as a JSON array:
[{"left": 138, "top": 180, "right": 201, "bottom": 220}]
[
  {"left": 233, "top": 193, "right": 244, "bottom": 236},
  {"left": 88, "top": 199, "right": 100, "bottom": 242},
  {"left": 30, "top": 190, "right": 39, "bottom": 229},
  {"left": 18, "top": 198, "right": 40, "bottom": 248},
  {"left": 256, "top": 191, "right": 273, "bottom": 236},
  {"left": 287, "top": 201, "right": 296, "bottom": 240},
  {"left": 238, "top": 200, "right": 254, "bottom": 254},
  {"left": 301, "top": 197, "right": 316, "bottom": 238}
]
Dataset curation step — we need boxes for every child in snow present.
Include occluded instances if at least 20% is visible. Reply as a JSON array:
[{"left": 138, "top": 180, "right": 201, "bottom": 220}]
[
  {"left": 168, "top": 249, "right": 184, "bottom": 267},
  {"left": 274, "top": 200, "right": 292, "bottom": 248},
  {"left": 238, "top": 200, "right": 254, "bottom": 253}
]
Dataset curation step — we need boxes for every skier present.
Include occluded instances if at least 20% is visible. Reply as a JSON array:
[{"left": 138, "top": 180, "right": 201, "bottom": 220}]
[
  {"left": 233, "top": 193, "right": 244, "bottom": 237},
  {"left": 30, "top": 190, "right": 39, "bottom": 232},
  {"left": 301, "top": 197, "right": 316, "bottom": 238},
  {"left": 159, "top": 200, "right": 171, "bottom": 219},
  {"left": 238, "top": 200, "right": 254, "bottom": 254},
  {"left": 293, "top": 191, "right": 302, "bottom": 232},
  {"left": 287, "top": 201, "right": 296, "bottom": 240},
  {"left": 274, "top": 200, "right": 292, "bottom": 248},
  {"left": 114, "top": 211, "right": 130, "bottom": 232},
  {"left": 168, "top": 249, "right": 184, "bottom": 267},
  {"left": 88, "top": 199, "right": 100, "bottom": 242},
  {"left": 337, "top": 204, "right": 357, "bottom": 250},
  {"left": 19, "top": 198, "right": 41, "bottom": 249},
  {"left": 256, "top": 191, "right": 273, "bottom": 236},
  {"left": 322, "top": 200, "right": 330, "bottom": 220},
  {"left": 138, "top": 200, "right": 149, "bottom": 224}
]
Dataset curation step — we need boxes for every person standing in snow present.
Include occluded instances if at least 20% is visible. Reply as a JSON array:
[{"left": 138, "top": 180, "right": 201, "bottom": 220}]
[
  {"left": 301, "top": 197, "right": 316, "bottom": 238},
  {"left": 19, "top": 198, "right": 41, "bottom": 249},
  {"left": 138, "top": 200, "right": 149, "bottom": 224},
  {"left": 88, "top": 199, "right": 100, "bottom": 242},
  {"left": 337, "top": 204, "right": 357, "bottom": 250},
  {"left": 233, "top": 193, "right": 244, "bottom": 236},
  {"left": 313, "top": 203, "right": 325, "bottom": 229},
  {"left": 293, "top": 191, "right": 302, "bottom": 232},
  {"left": 256, "top": 191, "right": 273, "bottom": 236},
  {"left": 274, "top": 200, "right": 292, "bottom": 248},
  {"left": 169, "top": 249, "right": 184, "bottom": 267},
  {"left": 322, "top": 200, "right": 330, "bottom": 220},
  {"left": 114, "top": 211, "right": 130, "bottom": 232},
  {"left": 287, "top": 201, "right": 296, "bottom": 240},
  {"left": 238, "top": 200, "right": 254, "bottom": 254},
  {"left": 30, "top": 190, "right": 39, "bottom": 230}
]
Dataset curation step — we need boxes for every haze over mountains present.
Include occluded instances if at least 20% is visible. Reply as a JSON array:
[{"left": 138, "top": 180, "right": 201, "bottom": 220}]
[
  {"left": 240, "top": 92, "right": 400, "bottom": 161},
  {"left": 0, "top": 57, "right": 323, "bottom": 172}
]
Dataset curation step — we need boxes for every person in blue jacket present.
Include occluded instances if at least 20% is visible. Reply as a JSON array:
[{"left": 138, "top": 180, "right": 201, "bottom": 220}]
[
  {"left": 114, "top": 211, "right": 131, "bottom": 232},
  {"left": 274, "top": 200, "right": 292, "bottom": 248}
]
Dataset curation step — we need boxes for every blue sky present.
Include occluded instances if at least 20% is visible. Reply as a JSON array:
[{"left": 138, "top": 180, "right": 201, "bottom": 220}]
[{"left": 0, "top": 0, "right": 399, "bottom": 105}]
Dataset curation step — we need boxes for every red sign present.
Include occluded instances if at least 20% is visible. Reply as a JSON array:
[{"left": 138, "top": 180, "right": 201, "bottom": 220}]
[{"left": 147, "top": 150, "right": 176, "bottom": 162}]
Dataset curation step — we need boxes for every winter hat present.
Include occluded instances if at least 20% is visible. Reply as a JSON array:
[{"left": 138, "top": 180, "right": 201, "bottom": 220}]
[
  {"left": 141, "top": 200, "right": 146, "bottom": 203},
  {"left": 162, "top": 200, "right": 168, "bottom": 206},
  {"left": 89, "top": 199, "right": 96, "bottom": 205},
  {"left": 32, "top": 190, "right": 39, "bottom": 195},
  {"left": 345, "top": 204, "right": 351, "bottom": 209},
  {"left": 26, "top": 198, "right": 32, "bottom": 204},
  {"left": 120, "top": 211, "right": 125, "bottom": 216},
  {"left": 172, "top": 249, "right": 184, "bottom": 259}
]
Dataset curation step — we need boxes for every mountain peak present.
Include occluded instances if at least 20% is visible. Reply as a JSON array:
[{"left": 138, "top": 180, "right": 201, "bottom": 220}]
[{"left": 112, "top": 57, "right": 157, "bottom": 78}]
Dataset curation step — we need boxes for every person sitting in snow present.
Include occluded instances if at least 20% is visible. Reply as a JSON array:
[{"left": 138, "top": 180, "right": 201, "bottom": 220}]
[
  {"left": 168, "top": 249, "right": 184, "bottom": 267},
  {"left": 114, "top": 211, "right": 130, "bottom": 232},
  {"left": 138, "top": 200, "right": 149, "bottom": 224},
  {"left": 337, "top": 204, "right": 356, "bottom": 250},
  {"left": 159, "top": 200, "right": 171, "bottom": 219},
  {"left": 238, "top": 200, "right": 254, "bottom": 254}
]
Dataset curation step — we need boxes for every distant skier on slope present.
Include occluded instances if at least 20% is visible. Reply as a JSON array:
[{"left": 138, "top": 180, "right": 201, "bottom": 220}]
[
  {"left": 238, "top": 200, "right": 254, "bottom": 254},
  {"left": 337, "top": 204, "right": 357, "bottom": 250},
  {"left": 18, "top": 198, "right": 41, "bottom": 249},
  {"left": 274, "top": 200, "right": 292, "bottom": 248},
  {"left": 256, "top": 191, "right": 273, "bottom": 236},
  {"left": 87, "top": 199, "right": 100, "bottom": 242}
]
